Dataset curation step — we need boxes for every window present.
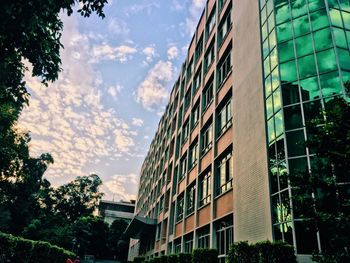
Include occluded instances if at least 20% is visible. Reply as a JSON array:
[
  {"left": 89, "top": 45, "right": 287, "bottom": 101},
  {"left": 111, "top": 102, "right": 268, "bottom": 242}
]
[
  {"left": 184, "top": 233, "right": 194, "bottom": 253},
  {"left": 186, "top": 184, "right": 196, "bottom": 215},
  {"left": 204, "top": 42, "right": 215, "bottom": 72},
  {"left": 198, "top": 227, "right": 210, "bottom": 248},
  {"left": 189, "top": 142, "right": 198, "bottom": 169},
  {"left": 216, "top": 218, "right": 233, "bottom": 263},
  {"left": 191, "top": 103, "right": 200, "bottom": 129},
  {"left": 195, "top": 35, "right": 203, "bottom": 63},
  {"left": 218, "top": 8, "right": 231, "bottom": 46},
  {"left": 185, "top": 89, "right": 191, "bottom": 111},
  {"left": 201, "top": 124, "right": 213, "bottom": 154},
  {"left": 174, "top": 238, "right": 182, "bottom": 253},
  {"left": 182, "top": 119, "right": 190, "bottom": 143},
  {"left": 218, "top": 0, "right": 227, "bottom": 11},
  {"left": 216, "top": 152, "right": 232, "bottom": 195},
  {"left": 206, "top": 9, "right": 216, "bottom": 37},
  {"left": 177, "top": 195, "right": 184, "bottom": 222},
  {"left": 187, "top": 58, "right": 194, "bottom": 80},
  {"left": 202, "top": 78, "right": 214, "bottom": 110},
  {"left": 217, "top": 99, "right": 232, "bottom": 135},
  {"left": 180, "top": 154, "right": 188, "bottom": 181},
  {"left": 199, "top": 171, "right": 211, "bottom": 207},
  {"left": 193, "top": 66, "right": 202, "bottom": 92},
  {"left": 217, "top": 49, "right": 232, "bottom": 86}
]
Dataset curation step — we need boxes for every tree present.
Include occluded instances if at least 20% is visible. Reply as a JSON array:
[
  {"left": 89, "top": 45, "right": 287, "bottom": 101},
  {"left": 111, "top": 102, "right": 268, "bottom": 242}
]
[
  {"left": 289, "top": 96, "right": 350, "bottom": 262},
  {"left": 54, "top": 174, "right": 104, "bottom": 222},
  {"left": 108, "top": 219, "right": 129, "bottom": 261}
]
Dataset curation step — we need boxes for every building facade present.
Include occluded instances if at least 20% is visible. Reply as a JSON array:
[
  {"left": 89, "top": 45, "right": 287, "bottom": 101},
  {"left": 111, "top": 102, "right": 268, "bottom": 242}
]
[
  {"left": 98, "top": 200, "right": 135, "bottom": 225},
  {"left": 126, "top": 0, "right": 350, "bottom": 261}
]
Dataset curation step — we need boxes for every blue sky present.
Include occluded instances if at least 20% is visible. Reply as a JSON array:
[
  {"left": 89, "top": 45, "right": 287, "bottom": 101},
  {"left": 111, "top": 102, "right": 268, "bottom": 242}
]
[{"left": 19, "top": 0, "right": 206, "bottom": 201}]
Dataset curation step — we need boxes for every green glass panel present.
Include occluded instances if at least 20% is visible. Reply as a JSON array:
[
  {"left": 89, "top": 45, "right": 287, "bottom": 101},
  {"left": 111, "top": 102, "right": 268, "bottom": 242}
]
[
  {"left": 271, "top": 194, "right": 280, "bottom": 223},
  {"left": 271, "top": 47, "right": 278, "bottom": 70},
  {"left": 347, "top": 30, "right": 350, "bottom": 45},
  {"left": 269, "top": 29, "right": 277, "bottom": 48},
  {"left": 299, "top": 76, "right": 321, "bottom": 101},
  {"left": 329, "top": 9, "right": 343, "bottom": 28},
  {"left": 264, "top": 56, "right": 271, "bottom": 77},
  {"left": 280, "top": 190, "right": 292, "bottom": 221},
  {"left": 333, "top": 27, "right": 348, "bottom": 49},
  {"left": 267, "top": 0, "right": 274, "bottom": 15},
  {"left": 282, "top": 81, "right": 300, "bottom": 105},
  {"left": 273, "top": 88, "right": 282, "bottom": 112},
  {"left": 316, "top": 48, "right": 337, "bottom": 73},
  {"left": 261, "top": 6, "right": 267, "bottom": 23},
  {"left": 278, "top": 160, "right": 289, "bottom": 190},
  {"left": 295, "top": 34, "right": 313, "bottom": 57},
  {"left": 263, "top": 38, "right": 270, "bottom": 58},
  {"left": 339, "top": 0, "right": 350, "bottom": 12},
  {"left": 271, "top": 67, "right": 280, "bottom": 91},
  {"left": 268, "top": 12, "right": 275, "bottom": 33},
  {"left": 278, "top": 40, "right": 295, "bottom": 62},
  {"left": 277, "top": 20, "right": 293, "bottom": 42},
  {"left": 313, "top": 27, "right": 333, "bottom": 51},
  {"left": 308, "top": 0, "right": 325, "bottom": 13},
  {"left": 291, "top": 0, "right": 307, "bottom": 18},
  {"left": 286, "top": 129, "right": 306, "bottom": 157},
  {"left": 284, "top": 104, "right": 303, "bottom": 130},
  {"left": 293, "top": 14, "right": 311, "bottom": 37},
  {"left": 280, "top": 59, "right": 297, "bottom": 82},
  {"left": 338, "top": 48, "right": 350, "bottom": 71},
  {"left": 262, "top": 22, "right": 268, "bottom": 40},
  {"left": 275, "top": 3, "right": 290, "bottom": 25},
  {"left": 319, "top": 71, "right": 342, "bottom": 97},
  {"left": 303, "top": 100, "right": 322, "bottom": 124},
  {"left": 276, "top": 136, "right": 286, "bottom": 161},
  {"left": 268, "top": 118, "right": 276, "bottom": 142},
  {"left": 328, "top": 0, "right": 339, "bottom": 8},
  {"left": 342, "top": 11, "right": 350, "bottom": 30},
  {"left": 275, "top": 110, "right": 284, "bottom": 137},
  {"left": 310, "top": 9, "right": 330, "bottom": 31},
  {"left": 270, "top": 166, "right": 279, "bottom": 194},
  {"left": 288, "top": 157, "right": 308, "bottom": 176},
  {"left": 298, "top": 54, "right": 317, "bottom": 79},
  {"left": 342, "top": 70, "right": 350, "bottom": 92},
  {"left": 267, "top": 96, "right": 274, "bottom": 119},
  {"left": 265, "top": 75, "right": 272, "bottom": 97}
]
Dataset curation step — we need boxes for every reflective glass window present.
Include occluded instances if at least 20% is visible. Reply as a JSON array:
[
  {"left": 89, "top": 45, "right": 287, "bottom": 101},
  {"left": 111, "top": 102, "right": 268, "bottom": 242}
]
[
  {"left": 298, "top": 54, "right": 317, "bottom": 79},
  {"left": 273, "top": 88, "right": 282, "bottom": 112},
  {"left": 271, "top": 67, "right": 280, "bottom": 91},
  {"left": 316, "top": 48, "right": 337, "bottom": 74},
  {"left": 286, "top": 129, "right": 306, "bottom": 157},
  {"left": 284, "top": 104, "right": 303, "bottom": 130},
  {"left": 303, "top": 100, "right": 322, "bottom": 124},
  {"left": 267, "top": 96, "right": 274, "bottom": 119},
  {"left": 319, "top": 71, "right": 342, "bottom": 97},
  {"left": 299, "top": 76, "right": 321, "bottom": 101},
  {"left": 295, "top": 34, "right": 313, "bottom": 57},
  {"left": 291, "top": 0, "right": 307, "bottom": 18},
  {"left": 280, "top": 59, "right": 297, "bottom": 82},
  {"left": 275, "top": 3, "right": 290, "bottom": 25},
  {"left": 265, "top": 75, "right": 272, "bottom": 97},
  {"left": 295, "top": 221, "right": 319, "bottom": 254},
  {"left": 329, "top": 9, "right": 343, "bottom": 28},
  {"left": 343, "top": 12, "right": 350, "bottom": 30},
  {"left": 275, "top": 110, "right": 284, "bottom": 138},
  {"left": 333, "top": 27, "right": 348, "bottom": 49},
  {"left": 293, "top": 14, "right": 310, "bottom": 37},
  {"left": 269, "top": 29, "right": 277, "bottom": 48},
  {"left": 277, "top": 20, "right": 293, "bottom": 42},
  {"left": 313, "top": 27, "right": 333, "bottom": 51},
  {"left": 282, "top": 81, "right": 300, "bottom": 105},
  {"left": 278, "top": 40, "right": 295, "bottom": 62},
  {"left": 268, "top": 118, "right": 276, "bottom": 142},
  {"left": 339, "top": 0, "right": 350, "bottom": 12},
  {"left": 310, "top": 9, "right": 330, "bottom": 31},
  {"left": 338, "top": 48, "right": 350, "bottom": 71},
  {"left": 308, "top": 0, "right": 325, "bottom": 13}
]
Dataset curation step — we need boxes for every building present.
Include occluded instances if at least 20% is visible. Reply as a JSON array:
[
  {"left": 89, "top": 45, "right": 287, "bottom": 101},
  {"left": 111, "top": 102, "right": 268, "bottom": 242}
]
[
  {"left": 125, "top": 0, "right": 350, "bottom": 262},
  {"left": 98, "top": 200, "right": 135, "bottom": 225}
]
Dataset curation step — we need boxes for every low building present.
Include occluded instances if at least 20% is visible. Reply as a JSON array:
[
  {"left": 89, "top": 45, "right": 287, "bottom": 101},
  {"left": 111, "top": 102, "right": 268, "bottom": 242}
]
[{"left": 98, "top": 200, "right": 135, "bottom": 225}]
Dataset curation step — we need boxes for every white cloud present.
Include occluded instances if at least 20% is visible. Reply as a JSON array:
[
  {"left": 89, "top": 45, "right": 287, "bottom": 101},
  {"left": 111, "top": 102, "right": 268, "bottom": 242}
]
[
  {"left": 107, "top": 84, "right": 123, "bottom": 99},
  {"left": 132, "top": 118, "right": 144, "bottom": 127},
  {"left": 142, "top": 46, "right": 156, "bottom": 63},
  {"left": 172, "top": 0, "right": 186, "bottom": 11},
  {"left": 167, "top": 45, "right": 179, "bottom": 60},
  {"left": 91, "top": 44, "right": 137, "bottom": 63},
  {"left": 19, "top": 15, "right": 137, "bottom": 183},
  {"left": 185, "top": 0, "right": 206, "bottom": 36},
  {"left": 108, "top": 18, "right": 130, "bottom": 36},
  {"left": 103, "top": 173, "right": 139, "bottom": 202},
  {"left": 136, "top": 60, "right": 174, "bottom": 111}
]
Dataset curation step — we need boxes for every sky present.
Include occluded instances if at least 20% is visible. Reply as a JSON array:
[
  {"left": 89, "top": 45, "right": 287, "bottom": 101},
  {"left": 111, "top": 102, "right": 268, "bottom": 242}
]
[{"left": 19, "top": 0, "right": 206, "bottom": 202}]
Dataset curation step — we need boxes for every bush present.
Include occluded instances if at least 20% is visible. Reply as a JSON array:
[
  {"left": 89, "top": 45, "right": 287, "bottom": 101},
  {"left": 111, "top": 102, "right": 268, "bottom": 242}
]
[
  {"left": 227, "top": 241, "right": 296, "bottom": 263},
  {"left": 160, "top": 255, "right": 168, "bottom": 263},
  {"left": 167, "top": 254, "right": 178, "bottom": 263},
  {"left": 0, "top": 232, "right": 75, "bottom": 263},
  {"left": 192, "top": 249, "right": 218, "bottom": 263},
  {"left": 134, "top": 256, "right": 145, "bottom": 263},
  {"left": 178, "top": 253, "right": 192, "bottom": 263}
]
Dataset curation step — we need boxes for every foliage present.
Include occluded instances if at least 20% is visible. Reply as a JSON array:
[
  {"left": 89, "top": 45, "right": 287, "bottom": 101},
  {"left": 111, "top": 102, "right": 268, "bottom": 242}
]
[
  {"left": 134, "top": 257, "right": 146, "bottom": 263},
  {"left": 0, "top": 231, "right": 75, "bottom": 263},
  {"left": 226, "top": 241, "right": 295, "bottom": 263},
  {"left": 167, "top": 254, "right": 179, "bottom": 263},
  {"left": 178, "top": 253, "right": 192, "bottom": 263},
  {"left": 288, "top": 97, "right": 350, "bottom": 262},
  {"left": 192, "top": 249, "right": 218, "bottom": 263},
  {"left": 108, "top": 219, "right": 129, "bottom": 260}
]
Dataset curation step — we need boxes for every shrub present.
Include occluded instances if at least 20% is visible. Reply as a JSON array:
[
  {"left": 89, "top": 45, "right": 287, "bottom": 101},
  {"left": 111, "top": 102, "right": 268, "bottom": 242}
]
[
  {"left": 178, "top": 253, "right": 192, "bottom": 263},
  {"left": 167, "top": 254, "right": 178, "bottom": 263},
  {"left": 160, "top": 255, "right": 168, "bottom": 263},
  {"left": 0, "top": 231, "right": 75, "bottom": 263},
  {"left": 192, "top": 248, "right": 218, "bottom": 263},
  {"left": 227, "top": 241, "right": 296, "bottom": 263},
  {"left": 134, "top": 256, "right": 145, "bottom": 263}
]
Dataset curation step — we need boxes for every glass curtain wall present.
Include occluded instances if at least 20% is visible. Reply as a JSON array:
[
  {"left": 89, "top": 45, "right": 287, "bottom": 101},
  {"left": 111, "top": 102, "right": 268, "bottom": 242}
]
[{"left": 259, "top": 0, "right": 350, "bottom": 255}]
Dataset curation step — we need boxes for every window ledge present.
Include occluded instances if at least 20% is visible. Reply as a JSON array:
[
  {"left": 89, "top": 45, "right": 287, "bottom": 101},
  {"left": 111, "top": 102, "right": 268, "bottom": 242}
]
[
  {"left": 185, "top": 211, "right": 195, "bottom": 218},
  {"left": 198, "top": 201, "right": 211, "bottom": 210},
  {"left": 214, "top": 186, "right": 233, "bottom": 200},
  {"left": 216, "top": 119, "right": 233, "bottom": 141},
  {"left": 217, "top": 24, "right": 233, "bottom": 53},
  {"left": 217, "top": 68, "right": 233, "bottom": 92},
  {"left": 201, "top": 144, "right": 212, "bottom": 158}
]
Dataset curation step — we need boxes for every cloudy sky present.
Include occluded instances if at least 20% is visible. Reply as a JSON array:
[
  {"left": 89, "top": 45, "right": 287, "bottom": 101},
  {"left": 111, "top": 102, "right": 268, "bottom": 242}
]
[{"left": 19, "top": 0, "right": 206, "bottom": 202}]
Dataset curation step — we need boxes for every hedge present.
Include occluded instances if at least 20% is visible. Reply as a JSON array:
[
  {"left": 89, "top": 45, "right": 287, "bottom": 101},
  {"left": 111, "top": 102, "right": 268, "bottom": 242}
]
[
  {"left": 227, "top": 241, "right": 296, "bottom": 263},
  {"left": 192, "top": 248, "right": 218, "bottom": 263},
  {"left": 178, "top": 253, "right": 192, "bottom": 263},
  {"left": 0, "top": 232, "right": 75, "bottom": 263},
  {"left": 167, "top": 254, "right": 178, "bottom": 263},
  {"left": 134, "top": 256, "right": 146, "bottom": 263}
]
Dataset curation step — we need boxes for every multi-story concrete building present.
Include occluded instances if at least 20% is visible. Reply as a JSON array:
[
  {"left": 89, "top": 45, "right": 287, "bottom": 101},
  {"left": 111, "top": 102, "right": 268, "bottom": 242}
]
[
  {"left": 125, "top": 0, "right": 350, "bottom": 262},
  {"left": 98, "top": 200, "right": 135, "bottom": 225}
]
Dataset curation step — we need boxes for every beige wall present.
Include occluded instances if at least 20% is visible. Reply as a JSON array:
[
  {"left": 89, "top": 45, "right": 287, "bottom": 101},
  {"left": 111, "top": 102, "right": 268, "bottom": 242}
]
[{"left": 232, "top": 0, "right": 273, "bottom": 242}]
